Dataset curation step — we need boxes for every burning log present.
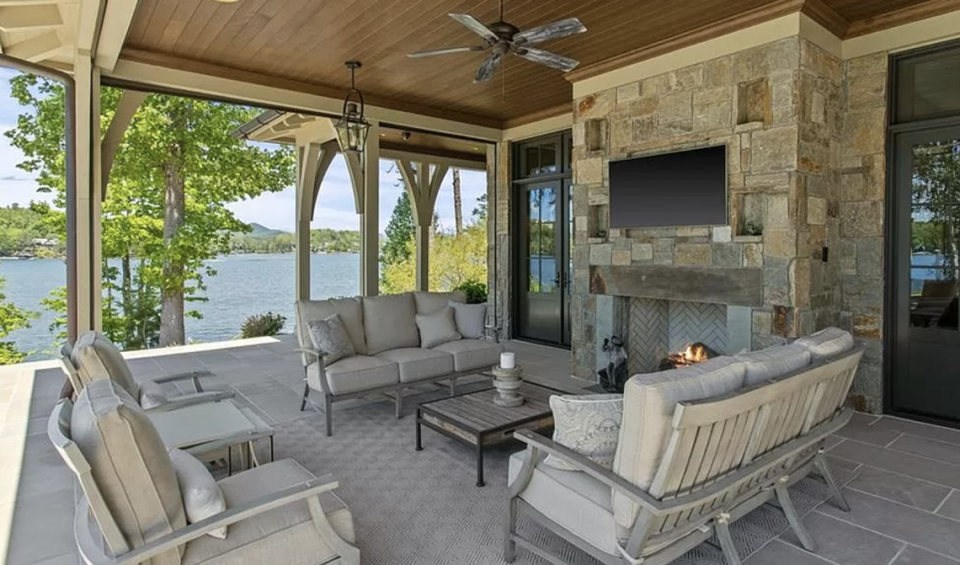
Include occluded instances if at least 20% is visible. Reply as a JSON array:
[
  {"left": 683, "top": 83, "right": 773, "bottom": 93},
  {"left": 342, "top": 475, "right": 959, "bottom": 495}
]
[{"left": 658, "top": 342, "right": 719, "bottom": 371}]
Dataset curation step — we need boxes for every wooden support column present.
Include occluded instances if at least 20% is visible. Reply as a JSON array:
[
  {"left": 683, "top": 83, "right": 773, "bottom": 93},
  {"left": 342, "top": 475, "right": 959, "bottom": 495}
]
[
  {"left": 397, "top": 159, "right": 448, "bottom": 291},
  {"left": 101, "top": 89, "right": 146, "bottom": 197},
  {"left": 294, "top": 140, "right": 337, "bottom": 302},
  {"left": 73, "top": 54, "right": 102, "bottom": 334},
  {"left": 361, "top": 121, "right": 380, "bottom": 296}
]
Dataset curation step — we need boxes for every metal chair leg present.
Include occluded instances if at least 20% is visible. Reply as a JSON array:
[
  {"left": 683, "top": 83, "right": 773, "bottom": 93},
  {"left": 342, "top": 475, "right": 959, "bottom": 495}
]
[
  {"left": 503, "top": 497, "right": 518, "bottom": 563},
  {"left": 716, "top": 515, "right": 742, "bottom": 565},
  {"left": 300, "top": 381, "right": 310, "bottom": 411},
  {"left": 449, "top": 377, "right": 457, "bottom": 396},
  {"left": 775, "top": 482, "right": 817, "bottom": 552},
  {"left": 395, "top": 390, "right": 403, "bottom": 419},
  {"left": 815, "top": 450, "right": 851, "bottom": 511},
  {"left": 324, "top": 395, "right": 333, "bottom": 437}
]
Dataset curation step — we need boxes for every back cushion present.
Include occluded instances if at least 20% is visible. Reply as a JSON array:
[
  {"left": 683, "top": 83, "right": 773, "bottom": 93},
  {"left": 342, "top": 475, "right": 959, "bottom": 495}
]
[
  {"left": 71, "top": 379, "right": 186, "bottom": 565},
  {"left": 794, "top": 327, "right": 854, "bottom": 361},
  {"left": 736, "top": 344, "right": 811, "bottom": 386},
  {"left": 72, "top": 331, "right": 139, "bottom": 399},
  {"left": 612, "top": 357, "right": 746, "bottom": 532},
  {"left": 296, "top": 297, "right": 367, "bottom": 355},
  {"left": 413, "top": 291, "right": 467, "bottom": 315},
  {"left": 363, "top": 293, "right": 420, "bottom": 354}
]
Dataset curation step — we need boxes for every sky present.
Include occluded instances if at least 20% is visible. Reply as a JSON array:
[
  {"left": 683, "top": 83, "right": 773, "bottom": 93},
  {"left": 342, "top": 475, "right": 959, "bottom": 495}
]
[{"left": 0, "top": 67, "right": 487, "bottom": 233}]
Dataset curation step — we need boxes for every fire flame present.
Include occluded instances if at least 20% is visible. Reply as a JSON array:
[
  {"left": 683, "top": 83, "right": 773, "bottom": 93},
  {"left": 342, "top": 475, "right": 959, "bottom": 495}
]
[{"left": 680, "top": 343, "right": 709, "bottom": 364}]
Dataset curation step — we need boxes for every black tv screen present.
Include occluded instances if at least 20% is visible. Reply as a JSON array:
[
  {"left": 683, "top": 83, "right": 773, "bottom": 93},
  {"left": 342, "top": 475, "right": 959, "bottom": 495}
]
[{"left": 608, "top": 145, "right": 727, "bottom": 229}]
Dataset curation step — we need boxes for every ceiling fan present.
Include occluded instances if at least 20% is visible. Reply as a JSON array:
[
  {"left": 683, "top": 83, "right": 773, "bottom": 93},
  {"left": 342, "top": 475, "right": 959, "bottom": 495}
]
[{"left": 407, "top": 0, "right": 587, "bottom": 83}]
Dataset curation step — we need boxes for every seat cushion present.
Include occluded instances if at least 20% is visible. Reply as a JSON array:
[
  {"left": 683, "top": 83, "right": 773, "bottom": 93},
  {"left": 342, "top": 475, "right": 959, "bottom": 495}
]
[
  {"left": 413, "top": 290, "right": 467, "bottom": 315},
  {"left": 362, "top": 293, "right": 420, "bottom": 354},
  {"left": 71, "top": 331, "right": 139, "bottom": 398},
  {"left": 794, "top": 327, "right": 854, "bottom": 361},
  {"left": 612, "top": 357, "right": 746, "bottom": 533},
  {"left": 735, "top": 344, "right": 811, "bottom": 386},
  {"left": 308, "top": 355, "right": 400, "bottom": 395},
  {"left": 509, "top": 450, "right": 618, "bottom": 556},
  {"left": 375, "top": 348, "right": 454, "bottom": 383},
  {"left": 72, "top": 379, "right": 186, "bottom": 565},
  {"left": 432, "top": 339, "right": 502, "bottom": 372},
  {"left": 182, "top": 459, "right": 354, "bottom": 565},
  {"left": 296, "top": 297, "right": 367, "bottom": 355}
]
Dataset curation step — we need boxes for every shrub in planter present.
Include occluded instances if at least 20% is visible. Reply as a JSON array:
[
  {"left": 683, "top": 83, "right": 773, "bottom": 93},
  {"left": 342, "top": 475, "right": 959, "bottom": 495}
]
[
  {"left": 454, "top": 280, "right": 487, "bottom": 304},
  {"left": 241, "top": 312, "right": 286, "bottom": 338}
]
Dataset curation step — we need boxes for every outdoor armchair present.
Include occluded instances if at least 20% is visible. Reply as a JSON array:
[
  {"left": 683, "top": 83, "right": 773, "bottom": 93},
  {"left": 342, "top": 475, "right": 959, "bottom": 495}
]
[
  {"left": 48, "top": 379, "right": 360, "bottom": 565},
  {"left": 60, "top": 331, "right": 233, "bottom": 412}
]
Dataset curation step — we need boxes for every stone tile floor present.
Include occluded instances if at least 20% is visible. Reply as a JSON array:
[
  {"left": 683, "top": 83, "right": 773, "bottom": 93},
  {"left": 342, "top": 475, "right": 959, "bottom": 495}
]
[{"left": 1, "top": 335, "right": 959, "bottom": 565}]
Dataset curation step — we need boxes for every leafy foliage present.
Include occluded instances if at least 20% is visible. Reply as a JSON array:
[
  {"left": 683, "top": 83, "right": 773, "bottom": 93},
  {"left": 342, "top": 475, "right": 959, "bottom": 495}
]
[
  {"left": 240, "top": 312, "right": 286, "bottom": 338},
  {"left": 380, "top": 222, "right": 487, "bottom": 294},
  {"left": 0, "top": 275, "right": 35, "bottom": 364},
  {"left": 453, "top": 279, "right": 488, "bottom": 304},
  {"left": 381, "top": 191, "right": 415, "bottom": 268},
  {"left": 0, "top": 204, "right": 63, "bottom": 257},
  {"left": 6, "top": 73, "right": 295, "bottom": 349}
]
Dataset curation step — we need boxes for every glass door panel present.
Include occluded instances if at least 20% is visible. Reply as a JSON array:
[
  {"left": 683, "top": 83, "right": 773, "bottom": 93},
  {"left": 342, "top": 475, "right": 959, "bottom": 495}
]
[{"left": 517, "top": 181, "right": 563, "bottom": 343}]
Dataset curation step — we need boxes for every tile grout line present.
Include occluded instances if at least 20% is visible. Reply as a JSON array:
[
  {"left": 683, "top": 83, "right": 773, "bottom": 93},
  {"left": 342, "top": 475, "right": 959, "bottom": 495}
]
[
  {"left": 883, "top": 432, "right": 905, "bottom": 448},
  {"left": 824, "top": 454, "right": 955, "bottom": 491},
  {"left": 767, "top": 538, "right": 842, "bottom": 565},
  {"left": 933, "top": 489, "right": 954, "bottom": 515},
  {"left": 839, "top": 436, "right": 960, "bottom": 471},
  {"left": 884, "top": 543, "right": 907, "bottom": 565},
  {"left": 841, "top": 485, "right": 960, "bottom": 525}
]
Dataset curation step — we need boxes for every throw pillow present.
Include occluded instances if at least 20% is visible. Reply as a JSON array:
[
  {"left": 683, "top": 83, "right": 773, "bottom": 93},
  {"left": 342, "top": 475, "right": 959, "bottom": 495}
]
[
  {"left": 138, "top": 379, "right": 168, "bottom": 410},
  {"left": 544, "top": 394, "right": 623, "bottom": 472},
  {"left": 307, "top": 314, "right": 356, "bottom": 365},
  {"left": 416, "top": 306, "right": 462, "bottom": 348},
  {"left": 168, "top": 448, "right": 227, "bottom": 539},
  {"left": 448, "top": 301, "right": 486, "bottom": 339}
]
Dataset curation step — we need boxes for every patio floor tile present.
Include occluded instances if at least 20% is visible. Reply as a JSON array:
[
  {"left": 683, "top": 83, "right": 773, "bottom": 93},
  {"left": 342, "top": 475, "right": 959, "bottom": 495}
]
[
  {"left": 845, "top": 465, "right": 952, "bottom": 511},
  {"left": 828, "top": 439, "right": 960, "bottom": 489},
  {"left": 780, "top": 512, "right": 903, "bottom": 565}
]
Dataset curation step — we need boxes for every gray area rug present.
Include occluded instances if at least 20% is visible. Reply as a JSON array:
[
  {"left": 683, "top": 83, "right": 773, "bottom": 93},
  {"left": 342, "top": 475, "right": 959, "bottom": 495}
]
[{"left": 268, "top": 388, "right": 855, "bottom": 565}]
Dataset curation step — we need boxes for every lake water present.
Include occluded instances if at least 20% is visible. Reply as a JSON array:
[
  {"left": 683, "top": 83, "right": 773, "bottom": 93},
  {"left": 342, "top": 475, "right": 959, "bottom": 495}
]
[{"left": 0, "top": 253, "right": 360, "bottom": 360}]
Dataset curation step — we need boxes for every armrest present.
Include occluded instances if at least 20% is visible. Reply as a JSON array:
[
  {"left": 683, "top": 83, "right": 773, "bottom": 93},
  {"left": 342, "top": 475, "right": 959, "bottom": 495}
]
[
  {"left": 513, "top": 430, "right": 668, "bottom": 513},
  {"left": 152, "top": 370, "right": 216, "bottom": 393},
  {"left": 144, "top": 391, "right": 235, "bottom": 413},
  {"left": 112, "top": 473, "right": 339, "bottom": 565}
]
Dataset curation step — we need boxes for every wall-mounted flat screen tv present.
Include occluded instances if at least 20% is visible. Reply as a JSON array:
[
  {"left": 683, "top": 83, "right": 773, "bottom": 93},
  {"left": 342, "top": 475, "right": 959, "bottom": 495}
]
[{"left": 608, "top": 145, "right": 727, "bottom": 229}]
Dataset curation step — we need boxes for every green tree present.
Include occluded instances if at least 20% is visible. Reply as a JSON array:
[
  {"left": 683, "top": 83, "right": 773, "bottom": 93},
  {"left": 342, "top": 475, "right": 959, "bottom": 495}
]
[
  {"left": 381, "top": 190, "right": 415, "bottom": 268},
  {"left": 6, "top": 74, "right": 295, "bottom": 349},
  {"left": 0, "top": 276, "right": 35, "bottom": 364}
]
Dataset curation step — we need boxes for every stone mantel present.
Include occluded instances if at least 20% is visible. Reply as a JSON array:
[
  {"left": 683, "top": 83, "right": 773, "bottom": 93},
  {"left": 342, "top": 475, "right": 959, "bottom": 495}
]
[{"left": 589, "top": 265, "right": 763, "bottom": 307}]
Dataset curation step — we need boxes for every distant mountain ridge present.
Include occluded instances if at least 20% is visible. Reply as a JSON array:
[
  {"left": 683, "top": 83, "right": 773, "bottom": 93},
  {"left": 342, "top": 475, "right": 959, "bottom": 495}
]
[{"left": 246, "top": 222, "right": 289, "bottom": 238}]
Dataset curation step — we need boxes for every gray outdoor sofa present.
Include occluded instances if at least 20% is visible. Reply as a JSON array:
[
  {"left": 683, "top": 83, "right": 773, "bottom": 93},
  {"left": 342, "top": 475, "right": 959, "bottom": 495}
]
[
  {"left": 296, "top": 290, "right": 502, "bottom": 436},
  {"left": 506, "top": 327, "right": 862, "bottom": 565}
]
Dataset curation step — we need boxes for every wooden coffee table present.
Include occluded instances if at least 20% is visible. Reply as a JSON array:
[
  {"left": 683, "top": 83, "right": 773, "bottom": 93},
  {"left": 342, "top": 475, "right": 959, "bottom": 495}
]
[{"left": 415, "top": 382, "right": 557, "bottom": 487}]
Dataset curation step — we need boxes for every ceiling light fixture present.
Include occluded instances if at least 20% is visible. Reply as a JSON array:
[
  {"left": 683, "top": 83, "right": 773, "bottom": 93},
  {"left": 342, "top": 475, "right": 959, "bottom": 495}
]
[{"left": 334, "top": 61, "right": 370, "bottom": 153}]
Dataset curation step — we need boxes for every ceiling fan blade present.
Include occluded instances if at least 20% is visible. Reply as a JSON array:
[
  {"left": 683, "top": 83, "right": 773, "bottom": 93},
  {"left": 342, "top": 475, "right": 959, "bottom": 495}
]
[
  {"left": 408, "top": 46, "right": 485, "bottom": 58},
  {"left": 449, "top": 13, "right": 499, "bottom": 43},
  {"left": 515, "top": 47, "right": 580, "bottom": 72},
  {"left": 474, "top": 50, "right": 505, "bottom": 83},
  {"left": 513, "top": 17, "right": 587, "bottom": 45}
]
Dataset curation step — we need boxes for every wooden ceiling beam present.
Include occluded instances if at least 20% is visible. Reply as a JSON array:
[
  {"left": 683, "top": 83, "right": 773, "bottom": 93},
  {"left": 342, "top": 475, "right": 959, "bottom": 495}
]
[
  {"left": 800, "top": 0, "right": 849, "bottom": 38},
  {"left": 0, "top": 5, "right": 63, "bottom": 31},
  {"left": 846, "top": 0, "right": 960, "bottom": 38},
  {"left": 5, "top": 30, "right": 61, "bottom": 61},
  {"left": 95, "top": 0, "right": 138, "bottom": 71}
]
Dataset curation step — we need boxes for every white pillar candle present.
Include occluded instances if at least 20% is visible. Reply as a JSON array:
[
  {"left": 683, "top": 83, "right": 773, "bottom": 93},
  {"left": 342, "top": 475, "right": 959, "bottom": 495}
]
[{"left": 501, "top": 352, "right": 516, "bottom": 370}]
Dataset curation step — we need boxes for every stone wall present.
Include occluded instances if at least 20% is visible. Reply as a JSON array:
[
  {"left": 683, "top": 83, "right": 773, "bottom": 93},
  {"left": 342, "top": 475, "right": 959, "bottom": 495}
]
[
  {"left": 488, "top": 141, "right": 513, "bottom": 338},
  {"left": 839, "top": 53, "right": 888, "bottom": 412},
  {"left": 569, "top": 37, "right": 858, "bottom": 381}
]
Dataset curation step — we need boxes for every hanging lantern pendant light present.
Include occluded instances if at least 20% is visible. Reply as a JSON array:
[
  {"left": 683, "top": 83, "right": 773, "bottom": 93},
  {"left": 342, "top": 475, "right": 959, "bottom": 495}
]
[{"left": 335, "top": 61, "right": 370, "bottom": 153}]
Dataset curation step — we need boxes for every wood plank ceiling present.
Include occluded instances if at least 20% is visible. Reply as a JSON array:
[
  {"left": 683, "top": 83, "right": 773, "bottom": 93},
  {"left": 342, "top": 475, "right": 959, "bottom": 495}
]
[{"left": 120, "top": 0, "right": 955, "bottom": 128}]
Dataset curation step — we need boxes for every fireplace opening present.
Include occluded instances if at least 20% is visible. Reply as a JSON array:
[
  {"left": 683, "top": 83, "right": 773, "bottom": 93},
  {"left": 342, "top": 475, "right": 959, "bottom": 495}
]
[{"left": 657, "top": 342, "right": 719, "bottom": 371}]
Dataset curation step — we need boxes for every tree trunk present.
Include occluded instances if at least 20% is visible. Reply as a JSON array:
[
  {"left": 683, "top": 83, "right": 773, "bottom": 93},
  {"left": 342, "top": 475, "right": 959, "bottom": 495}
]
[
  {"left": 453, "top": 168, "right": 463, "bottom": 236},
  {"left": 160, "top": 123, "right": 187, "bottom": 346},
  {"left": 121, "top": 252, "right": 133, "bottom": 346}
]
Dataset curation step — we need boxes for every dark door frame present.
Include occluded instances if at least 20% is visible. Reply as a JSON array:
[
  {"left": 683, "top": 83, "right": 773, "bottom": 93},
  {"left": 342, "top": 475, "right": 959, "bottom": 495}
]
[
  {"left": 511, "top": 131, "right": 573, "bottom": 347},
  {"left": 884, "top": 41, "right": 960, "bottom": 427}
]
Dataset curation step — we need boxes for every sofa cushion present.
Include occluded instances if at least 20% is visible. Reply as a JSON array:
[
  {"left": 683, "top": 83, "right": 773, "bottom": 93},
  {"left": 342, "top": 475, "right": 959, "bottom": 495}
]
[
  {"left": 139, "top": 379, "right": 169, "bottom": 410},
  {"left": 432, "top": 339, "right": 502, "bottom": 372},
  {"left": 612, "top": 357, "right": 746, "bottom": 533},
  {"left": 794, "top": 327, "right": 854, "bottom": 361},
  {"left": 415, "top": 306, "right": 461, "bottom": 348},
  {"left": 375, "top": 348, "right": 454, "bottom": 383},
  {"left": 449, "top": 301, "right": 487, "bottom": 339},
  {"left": 413, "top": 290, "right": 467, "bottom": 315},
  {"left": 71, "top": 331, "right": 139, "bottom": 398},
  {"left": 362, "top": 293, "right": 420, "bottom": 354},
  {"left": 736, "top": 344, "right": 812, "bottom": 386},
  {"left": 308, "top": 355, "right": 399, "bottom": 395},
  {"left": 169, "top": 449, "right": 226, "bottom": 540},
  {"left": 545, "top": 394, "right": 623, "bottom": 472},
  {"left": 296, "top": 297, "right": 367, "bottom": 355},
  {"left": 72, "top": 379, "right": 186, "bottom": 565},
  {"left": 509, "top": 450, "right": 618, "bottom": 556},
  {"left": 182, "top": 459, "right": 353, "bottom": 565},
  {"left": 307, "top": 314, "right": 356, "bottom": 365}
]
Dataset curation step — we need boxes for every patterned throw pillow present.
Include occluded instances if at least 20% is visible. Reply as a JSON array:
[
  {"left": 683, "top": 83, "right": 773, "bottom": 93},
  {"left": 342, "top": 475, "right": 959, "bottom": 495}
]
[
  {"left": 307, "top": 314, "right": 356, "bottom": 365},
  {"left": 416, "top": 306, "right": 462, "bottom": 348},
  {"left": 544, "top": 394, "right": 623, "bottom": 472}
]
